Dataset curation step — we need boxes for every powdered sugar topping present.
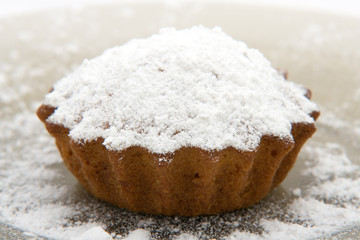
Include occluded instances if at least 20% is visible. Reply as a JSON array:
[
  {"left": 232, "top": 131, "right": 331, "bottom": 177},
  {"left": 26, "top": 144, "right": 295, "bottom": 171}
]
[{"left": 44, "top": 26, "right": 318, "bottom": 153}]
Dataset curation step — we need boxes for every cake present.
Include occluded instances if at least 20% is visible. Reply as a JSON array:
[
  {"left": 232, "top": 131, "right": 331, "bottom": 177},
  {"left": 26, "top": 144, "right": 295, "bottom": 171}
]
[{"left": 37, "top": 26, "right": 319, "bottom": 216}]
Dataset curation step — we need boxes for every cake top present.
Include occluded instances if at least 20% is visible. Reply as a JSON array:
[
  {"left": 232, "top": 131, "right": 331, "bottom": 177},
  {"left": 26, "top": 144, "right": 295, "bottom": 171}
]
[{"left": 44, "top": 26, "right": 318, "bottom": 154}]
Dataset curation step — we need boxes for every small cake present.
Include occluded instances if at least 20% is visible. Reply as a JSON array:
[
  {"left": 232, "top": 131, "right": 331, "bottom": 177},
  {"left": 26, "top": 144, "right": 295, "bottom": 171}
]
[{"left": 37, "top": 26, "right": 319, "bottom": 216}]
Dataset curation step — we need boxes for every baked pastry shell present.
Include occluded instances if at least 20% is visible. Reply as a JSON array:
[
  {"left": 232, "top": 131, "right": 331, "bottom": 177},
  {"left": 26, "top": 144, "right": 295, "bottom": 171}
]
[{"left": 37, "top": 104, "right": 319, "bottom": 216}]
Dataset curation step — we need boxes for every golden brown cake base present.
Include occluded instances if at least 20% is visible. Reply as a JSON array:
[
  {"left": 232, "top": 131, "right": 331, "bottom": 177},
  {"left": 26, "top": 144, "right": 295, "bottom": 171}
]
[{"left": 37, "top": 105, "right": 319, "bottom": 216}]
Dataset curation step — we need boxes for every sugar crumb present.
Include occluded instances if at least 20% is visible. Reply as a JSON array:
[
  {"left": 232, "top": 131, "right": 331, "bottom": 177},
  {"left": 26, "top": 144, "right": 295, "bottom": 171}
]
[
  {"left": 72, "top": 226, "right": 113, "bottom": 240},
  {"left": 292, "top": 188, "right": 302, "bottom": 197},
  {"left": 124, "top": 229, "right": 151, "bottom": 240}
]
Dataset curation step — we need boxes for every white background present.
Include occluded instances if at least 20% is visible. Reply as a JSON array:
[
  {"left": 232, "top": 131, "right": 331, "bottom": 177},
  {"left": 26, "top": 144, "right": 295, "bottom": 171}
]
[{"left": 0, "top": 0, "right": 360, "bottom": 18}]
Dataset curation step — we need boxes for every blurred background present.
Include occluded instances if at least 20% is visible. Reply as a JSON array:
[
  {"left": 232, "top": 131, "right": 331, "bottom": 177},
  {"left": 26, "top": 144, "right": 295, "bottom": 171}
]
[{"left": 0, "top": 0, "right": 360, "bottom": 18}]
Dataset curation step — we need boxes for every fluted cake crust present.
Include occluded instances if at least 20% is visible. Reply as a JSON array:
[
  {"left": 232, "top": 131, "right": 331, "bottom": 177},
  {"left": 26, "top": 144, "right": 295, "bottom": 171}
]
[{"left": 37, "top": 104, "right": 319, "bottom": 216}]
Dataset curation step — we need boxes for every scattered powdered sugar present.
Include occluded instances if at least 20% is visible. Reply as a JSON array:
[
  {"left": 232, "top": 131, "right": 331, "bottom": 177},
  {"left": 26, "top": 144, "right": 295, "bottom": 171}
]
[
  {"left": 1, "top": 108, "right": 359, "bottom": 239},
  {"left": 0, "top": 110, "right": 109, "bottom": 239},
  {"left": 72, "top": 226, "right": 113, "bottom": 240},
  {"left": 123, "top": 229, "right": 151, "bottom": 240},
  {"left": 44, "top": 26, "right": 318, "bottom": 153}
]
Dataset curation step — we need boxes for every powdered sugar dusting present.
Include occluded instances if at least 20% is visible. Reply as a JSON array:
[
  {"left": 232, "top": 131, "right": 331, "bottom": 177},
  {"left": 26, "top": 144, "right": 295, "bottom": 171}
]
[
  {"left": 228, "top": 143, "right": 360, "bottom": 240},
  {"left": 72, "top": 226, "right": 113, "bottom": 240},
  {"left": 124, "top": 229, "right": 151, "bottom": 240},
  {"left": 44, "top": 26, "right": 318, "bottom": 154},
  {"left": 2, "top": 111, "right": 359, "bottom": 239}
]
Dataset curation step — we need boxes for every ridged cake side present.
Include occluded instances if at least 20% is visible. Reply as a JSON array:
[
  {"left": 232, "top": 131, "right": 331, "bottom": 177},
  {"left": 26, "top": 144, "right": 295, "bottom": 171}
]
[{"left": 37, "top": 105, "right": 319, "bottom": 216}]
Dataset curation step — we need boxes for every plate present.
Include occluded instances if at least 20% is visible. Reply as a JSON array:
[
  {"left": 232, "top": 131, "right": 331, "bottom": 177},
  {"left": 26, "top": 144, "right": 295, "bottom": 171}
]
[{"left": 0, "top": 2, "right": 359, "bottom": 239}]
